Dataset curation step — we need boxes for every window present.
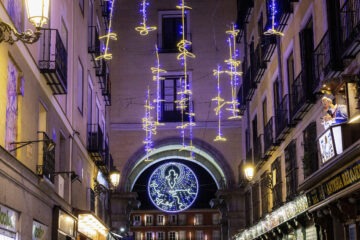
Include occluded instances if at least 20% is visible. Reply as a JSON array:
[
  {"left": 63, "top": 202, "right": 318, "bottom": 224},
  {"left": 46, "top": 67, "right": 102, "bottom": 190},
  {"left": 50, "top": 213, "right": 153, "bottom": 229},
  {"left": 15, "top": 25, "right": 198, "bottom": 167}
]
[
  {"left": 252, "top": 115, "right": 260, "bottom": 163},
  {"left": 252, "top": 182, "right": 260, "bottom": 221},
  {"left": 135, "top": 232, "right": 142, "bottom": 240},
  {"left": 262, "top": 98, "right": 268, "bottom": 128},
  {"left": 178, "top": 214, "right": 186, "bottom": 225},
  {"left": 169, "top": 214, "right": 177, "bottom": 225},
  {"left": 7, "top": 0, "right": 24, "bottom": 32},
  {"left": 245, "top": 190, "right": 251, "bottom": 227},
  {"left": 195, "top": 231, "right": 203, "bottom": 240},
  {"left": 287, "top": 52, "right": 295, "bottom": 97},
  {"left": 145, "top": 215, "right": 153, "bottom": 225},
  {"left": 299, "top": 18, "right": 315, "bottom": 92},
  {"left": 194, "top": 214, "right": 203, "bottom": 225},
  {"left": 273, "top": 79, "right": 280, "bottom": 113},
  {"left": 212, "top": 213, "right": 220, "bottom": 225},
  {"left": 134, "top": 215, "right": 141, "bottom": 226},
  {"left": 146, "top": 232, "right": 153, "bottom": 240},
  {"left": 303, "top": 122, "right": 318, "bottom": 178},
  {"left": 285, "top": 140, "right": 298, "bottom": 200},
  {"left": 212, "top": 230, "right": 220, "bottom": 240},
  {"left": 260, "top": 172, "right": 270, "bottom": 216},
  {"left": 87, "top": 78, "right": 93, "bottom": 125},
  {"left": 169, "top": 231, "right": 176, "bottom": 240},
  {"left": 77, "top": 59, "right": 84, "bottom": 114},
  {"left": 159, "top": 11, "right": 189, "bottom": 52},
  {"left": 179, "top": 231, "right": 186, "bottom": 240},
  {"left": 5, "top": 57, "right": 21, "bottom": 154},
  {"left": 161, "top": 75, "right": 190, "bottom": 122},
  {"left": 272, "top": 157, "right": 282, "bottom": 208},
  {"left": 157, "top": 215, "right": 164, "bottom": 225},
  {"left": 157, "top": 232, "right": 165, "bottom": 240}
]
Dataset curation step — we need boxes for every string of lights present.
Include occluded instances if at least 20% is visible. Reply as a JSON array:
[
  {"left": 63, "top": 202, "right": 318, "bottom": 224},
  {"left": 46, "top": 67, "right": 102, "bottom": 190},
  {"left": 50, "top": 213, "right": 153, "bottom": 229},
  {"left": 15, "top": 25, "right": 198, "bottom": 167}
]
[
  {"left": 151, "top": 44, "right": 166, "bottom": 126},
  {"left": 212, "top": 66, "right": 227, "bottom": 142},
  {"left": 142, "top": 87, "right": 156, "bottom": 161},
  {"left": 264, "top": 0, "right": 284, "bottom": 36},
  {"left": 96, "top": 0, "right": 118, "bottom": 61},
  {"left": 135, "top": 0, "right": 157, "bottom": 35},
  {"left": 175, "top": 0, "right": 196, "bottom": 157},
  {"left": 224, "top": 24, "right": 242, "bottom": 120}
]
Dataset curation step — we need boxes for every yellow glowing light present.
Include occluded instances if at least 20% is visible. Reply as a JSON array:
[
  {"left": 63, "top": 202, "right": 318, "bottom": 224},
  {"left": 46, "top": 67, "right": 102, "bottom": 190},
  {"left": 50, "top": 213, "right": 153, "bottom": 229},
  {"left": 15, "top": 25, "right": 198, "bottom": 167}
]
[
  {"left": 244, "top": 164, "right": 255, "bottom": 181},
  {"left": 224, "top": 24, "right": 242, "bottom": 120},
  {"left": 263, "top": 0, "right": 284, "bottom": 36},
  {"left": 212, "top": 68, "right": 227, "bottom": 142},
  {"left": 142, "top": 87, "right": 156, "bottom": 162},
  {"left": 135, "top": 0, "right": 157, "bottom": 35},
  {"left": 78, "top": 214, "right": 108, "bottom": 238},
  {"left": 96, "top": 0, "right": 117, "bottom": 61},
  {"left": 151, "top": 45, "right": 167, "bottom": 126},
  {"left": 25, "top": 0, "right": 50, "bottom": 28}
]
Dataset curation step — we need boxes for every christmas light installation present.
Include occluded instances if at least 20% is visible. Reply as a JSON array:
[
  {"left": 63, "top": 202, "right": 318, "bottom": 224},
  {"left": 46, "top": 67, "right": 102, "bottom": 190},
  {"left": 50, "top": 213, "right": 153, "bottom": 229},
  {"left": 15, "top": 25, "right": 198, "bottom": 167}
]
[
  {"left": 151, "top": 44, "right": 166, "bottom": 126},
  {"left": 148, "top": 162, "right": 198, "bottom": 213},
  {"left": 212, "top": 66, "right": 227, "bottom": 142},
  {"left": 96, "top": 0, "right": 117, "bottom": 61},
  {"left": 142, "top": 87, "right": 156, "bottom": 161},
  {"left": 224, "top": 24, "right": 242, "bottom": 120},
  {"left": 264, "top": 0, "right": 284, "bottom": 36},
  {"left": 175, "top": 0, "right": 196, "bottom": 156},
  {"left": 135, "top": 0, "right": 157, "bottom": 36}
]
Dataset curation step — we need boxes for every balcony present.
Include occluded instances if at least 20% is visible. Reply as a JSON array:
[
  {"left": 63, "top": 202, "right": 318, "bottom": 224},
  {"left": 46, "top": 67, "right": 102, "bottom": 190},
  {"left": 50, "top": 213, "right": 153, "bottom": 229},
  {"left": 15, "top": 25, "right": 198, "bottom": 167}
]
[
  {"left": 253, "top": 135, "right": 263, "bottom": 165},
  {"left": 87, "top": 124, "right": 104, "bottom": 162},
  {"left": 313, "top": 31, "right": 343, "bottom": 92},
  {"left": 263, "top": 117, "right": 277, "bottom": 157},
  {"left": 251, "top": 44, "right": 267, "bottom": 84},
  {"left": 236, "top": 0, "right": 254, "bottom": 41},
  {"left": 36, "top": 132, "right": 55, "bottom": 183},
  {"left": 101, "top": 0, "right": 111, "bottom": 26},
  {"left": 88, "top": 26, "right": 101, "bottom": 59},
  {"left": 290, "top": 71, "right": 314, "bottom": 122},
  {"left": 38, "top": 28, "right": 68, "bottom": 95},
  {"left": 275, "top": 0, "right": 293, "bottom": 32},
  {"left": 102, "top": 73, "right": 111, "bottom": 106},
  {"left": 237, "top": 84, "right": 246, "bottom": 115},
  {"left": 340, "top": 0, "right": 360, "bottom": 58},
  {"left": 243, "top": 66, "right": 256, "bottom": 101},
  {"left": 96, "top": 140, "right": 110, "bottom": 174},
  {"left": 96, "top": 59, "right": 109, "bottom": 90},
  {"left": 275, "top": 95, "right": 293, "bottom": 141},
  {"left": 260, "top": 34, "right": 277, "bottom": 63}
]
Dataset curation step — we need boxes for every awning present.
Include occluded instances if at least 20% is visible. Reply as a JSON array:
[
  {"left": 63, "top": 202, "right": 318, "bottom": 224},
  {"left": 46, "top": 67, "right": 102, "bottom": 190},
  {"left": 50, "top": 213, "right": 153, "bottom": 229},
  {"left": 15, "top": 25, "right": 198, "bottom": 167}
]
[{"left": 78, "top": 212, "right": 108, "bottom": 239}]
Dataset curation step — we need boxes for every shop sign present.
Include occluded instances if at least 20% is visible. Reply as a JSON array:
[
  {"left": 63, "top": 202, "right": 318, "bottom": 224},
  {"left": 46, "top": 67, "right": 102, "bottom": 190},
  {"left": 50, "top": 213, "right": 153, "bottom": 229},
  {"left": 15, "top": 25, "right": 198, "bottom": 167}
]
[
  {"left": 234, "top": 195, "right": 308, "bottom": 240},
  {"left": 0, "top": 204, "right": 17, "bottom": 232},
  {"left": 32, "top": 220, "right": 48, "bottom": 240},
  {"left": 306, "top": 160, "right": 360, "bottom": 206}
]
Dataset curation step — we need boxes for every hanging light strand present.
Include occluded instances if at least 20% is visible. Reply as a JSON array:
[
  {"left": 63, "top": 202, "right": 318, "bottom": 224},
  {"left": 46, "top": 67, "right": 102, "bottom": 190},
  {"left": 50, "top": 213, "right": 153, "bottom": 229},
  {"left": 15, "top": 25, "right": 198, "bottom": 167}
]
[
  {"left": 151, "top": 44, "right": 166, "bottom": 126},
  {"left": 142, "top": 86, "right": 156, "bottom": 161},
  {"left": 264, "top": 0, "right": 284, "bottom": 36},
  {"left": 212, "top": 66, "right": 227, "bottom": 142},
  {"left": 225, "top": 24, "right": 242, "bottom": 119},
  {"left": 135, "top": 0, "right": 157, "bottom": 35},
  {"left": 96, "top": 0, "right": 118, "bottom": 61}
]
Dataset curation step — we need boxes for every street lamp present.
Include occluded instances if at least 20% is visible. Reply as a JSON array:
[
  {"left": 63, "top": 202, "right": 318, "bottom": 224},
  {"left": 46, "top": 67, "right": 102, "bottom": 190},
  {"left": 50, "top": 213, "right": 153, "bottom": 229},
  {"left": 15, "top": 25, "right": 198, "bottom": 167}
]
[
  {"left": 244, "top": 163, "right": 255, "bottom": 182},
  {"left": 109, "top": 168, "right": 120, "bottom": 189},
  {"left": 0, "top": 0, "right": 50, "bottom": 44}
]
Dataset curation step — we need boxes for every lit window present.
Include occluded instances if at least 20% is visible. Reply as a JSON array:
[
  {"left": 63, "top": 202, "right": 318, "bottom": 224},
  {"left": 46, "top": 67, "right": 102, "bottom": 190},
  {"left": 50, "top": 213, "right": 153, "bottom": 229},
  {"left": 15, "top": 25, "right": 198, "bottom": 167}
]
[
  {"left": 157, "top": 215, "right": 164, "bottom": 225},
  {"left": 169, "top": 231, "right": 176, "bottom": 240},
  {"left": 145, "top": 215, "right": 153, "bottom": 225},
  {"left": 195, "top": 231, "right": 203, "bottom": 240},
  {"left": 194, "top": 214, "right": 203, "bottom": 226},
  {"left": 146, "top": 232, "right": 153, "bottom": 240},
  {"left": 134, "top": 215, "right": 141, "bottom": 226},
  {"left": 157, "top": 232, "right": 165, "bottom": 240}
]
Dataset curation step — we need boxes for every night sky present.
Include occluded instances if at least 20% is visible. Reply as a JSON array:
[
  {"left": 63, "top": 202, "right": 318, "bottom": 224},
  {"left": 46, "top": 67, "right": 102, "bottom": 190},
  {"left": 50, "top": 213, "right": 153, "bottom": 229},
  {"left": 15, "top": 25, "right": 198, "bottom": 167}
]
[{"left": 132, "top": 159, "right": 218, "bottom": 210}]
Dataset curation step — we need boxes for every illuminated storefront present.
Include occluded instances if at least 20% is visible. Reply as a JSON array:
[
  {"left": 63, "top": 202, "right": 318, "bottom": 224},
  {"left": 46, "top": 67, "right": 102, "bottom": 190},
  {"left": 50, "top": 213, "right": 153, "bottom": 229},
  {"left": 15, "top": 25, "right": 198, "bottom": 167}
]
[
  {"left": 77, "top": 212, "right": 108, "bottom": 240},
  {"left": 0, "top": 204, "right": 18, "bottom": 240},
  {"left": 52, "top": 207, "right": 77, "bottom": 240}
]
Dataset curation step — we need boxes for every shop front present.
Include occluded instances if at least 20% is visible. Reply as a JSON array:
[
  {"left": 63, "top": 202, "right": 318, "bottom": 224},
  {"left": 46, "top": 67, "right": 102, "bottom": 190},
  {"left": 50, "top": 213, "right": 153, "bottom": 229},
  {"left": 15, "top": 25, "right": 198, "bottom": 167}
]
[
  {"left": 52, "top": 206, "right": 77, "bottom": 240},
  {"left": 0, "top": 204, "right": 19, "bottom": 240},
  {"left": 77, "top": 211, "right": 108, "bottom": 240},
  {"left": 234, "top": 195, "right": 315, "bottom": 240}
]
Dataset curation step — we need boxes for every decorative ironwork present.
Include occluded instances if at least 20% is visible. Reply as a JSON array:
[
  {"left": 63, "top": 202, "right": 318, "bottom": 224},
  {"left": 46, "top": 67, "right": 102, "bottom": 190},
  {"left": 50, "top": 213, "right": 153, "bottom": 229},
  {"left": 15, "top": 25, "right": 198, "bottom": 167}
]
[
  {"left": 88, "top": 26, "right": 100, "bottom": 57},
  {"left": 291, "top": 71, "right": 313, "bottom": 121},
  {"left": 264, "top": 116, "right": 277, "bottom": 156},
  {"left": 275, "top": 94, "right": 292, "bottom": 141},
  {"left": 87, "top": 124, "right": 104, "bottom": 162},
  {"left": 0, "top": 22, "right": 41, "bottom": 44},
  {"left": 36, "top": 132, "right": 55, "bottom": 183},
  {"left": 38, "top": 28, "right": 68, "bottom": 94},
  {"left": 340, "top": 0, "right": 360, "bottom": 58}
]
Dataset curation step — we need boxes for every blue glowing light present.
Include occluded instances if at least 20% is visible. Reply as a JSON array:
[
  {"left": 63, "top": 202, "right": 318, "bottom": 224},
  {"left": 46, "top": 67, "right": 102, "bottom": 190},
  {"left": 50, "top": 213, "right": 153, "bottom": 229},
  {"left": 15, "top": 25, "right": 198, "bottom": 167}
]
[{"left": 148, "top": 162, "right": 199, "bottom": 213}]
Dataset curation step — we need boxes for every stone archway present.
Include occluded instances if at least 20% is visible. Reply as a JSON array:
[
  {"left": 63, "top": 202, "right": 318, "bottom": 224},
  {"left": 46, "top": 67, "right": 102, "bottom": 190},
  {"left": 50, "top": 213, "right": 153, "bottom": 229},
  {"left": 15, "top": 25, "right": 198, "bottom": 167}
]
[{"left": 119, "top": 137, "right": 236, "bottom": 192}]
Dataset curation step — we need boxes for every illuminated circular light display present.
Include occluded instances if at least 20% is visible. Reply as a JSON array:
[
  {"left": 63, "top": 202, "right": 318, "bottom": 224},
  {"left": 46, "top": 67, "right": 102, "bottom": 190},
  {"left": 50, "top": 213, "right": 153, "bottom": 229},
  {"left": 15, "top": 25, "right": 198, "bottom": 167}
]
[{"left": 148, "top": 162, "right": 198, "bottom": 213}]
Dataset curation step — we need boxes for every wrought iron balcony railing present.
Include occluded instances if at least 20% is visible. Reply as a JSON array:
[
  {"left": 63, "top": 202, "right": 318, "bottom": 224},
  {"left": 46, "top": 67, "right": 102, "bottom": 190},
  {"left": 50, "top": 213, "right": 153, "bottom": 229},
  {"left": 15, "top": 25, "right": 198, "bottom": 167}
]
[
  {"left": 88, "top": 26, "right": 100, "bottom": 58},
  {"left": 38, "top": 28, "right": 68, "bottom": 95},
  {"left": 243, "top": 66, "right": 256, "bottom": 101},
  {"left": 237, "top": 84, "right": 246, "bottom": 116},
  {"left": 260, "top": 34, "right": 277, "bottom": 63},
  {"left": 251, "top": 43, "right": 267, "bottom": 84},
  {"left": 263, "top": 117, "right": 278, "bottom": 157},
  {"left": 87, "top": 124, "right": 104, "bottom": 162},
  {"left": 253, "top": 135, "right": 263, "bottom": 165},
  {"left": 340, "top": 0, "right": 360, "bottom": 58},
  {"left": 36, "top": 132, "right": 55, "bottom": 183},
  {"left": 96, "top": 59, "right": 109, "bottom": 90},
  {"left": 313, "top": 31, "right": 343, "bottom": 92},
  {"left": 290, "top": 71, "right": 313, "bottom": 122},
  {"left": 275, "top": 94, "right": 293, "bottom": 141},
  {"left": 101, "top": 0, "right": 111, "bottom": 26},
  {"left": 236, "top": 0, "right": 254, "bottom": 41},
  {"left": 102, "top": 73, "right": 111, "bottom": 106}
]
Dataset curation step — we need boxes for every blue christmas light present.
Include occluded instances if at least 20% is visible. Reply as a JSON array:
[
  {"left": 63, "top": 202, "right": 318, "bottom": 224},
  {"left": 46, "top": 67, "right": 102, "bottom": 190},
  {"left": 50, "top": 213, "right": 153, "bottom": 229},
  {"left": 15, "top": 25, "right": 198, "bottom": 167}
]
[
  {"left": 264, "top": 0, "right": 284, "bottom": 36},
  {"left": 148, "top": 162, "right": 199, "bottom": 213},
  {"left": 135, "top": 0, "right": 157, "bottom": 35}
]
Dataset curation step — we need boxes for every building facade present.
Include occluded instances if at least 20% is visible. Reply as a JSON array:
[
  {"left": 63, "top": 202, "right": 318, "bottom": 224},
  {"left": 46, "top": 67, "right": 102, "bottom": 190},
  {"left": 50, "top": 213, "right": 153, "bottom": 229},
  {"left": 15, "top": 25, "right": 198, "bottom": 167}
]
[
  {"left": 130, "top": 209, "right": 221, "bottom": 240},
  {"left": 109, "top": 0, "right": 245, "bottom": 238},
  {"left": 0, "top": 0, "right": 116, "bottom": 239},
  {"left": 234, "top": 0, "right": 360, "bottom": 239}
]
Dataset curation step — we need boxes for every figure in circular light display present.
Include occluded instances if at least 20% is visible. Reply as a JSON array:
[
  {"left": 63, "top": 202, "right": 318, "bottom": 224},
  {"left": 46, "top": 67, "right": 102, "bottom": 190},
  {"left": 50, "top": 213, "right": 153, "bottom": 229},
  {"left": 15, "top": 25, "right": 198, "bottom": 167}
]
[{"left": 148, "top": 162, "right": 198, "bottom": 212}]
